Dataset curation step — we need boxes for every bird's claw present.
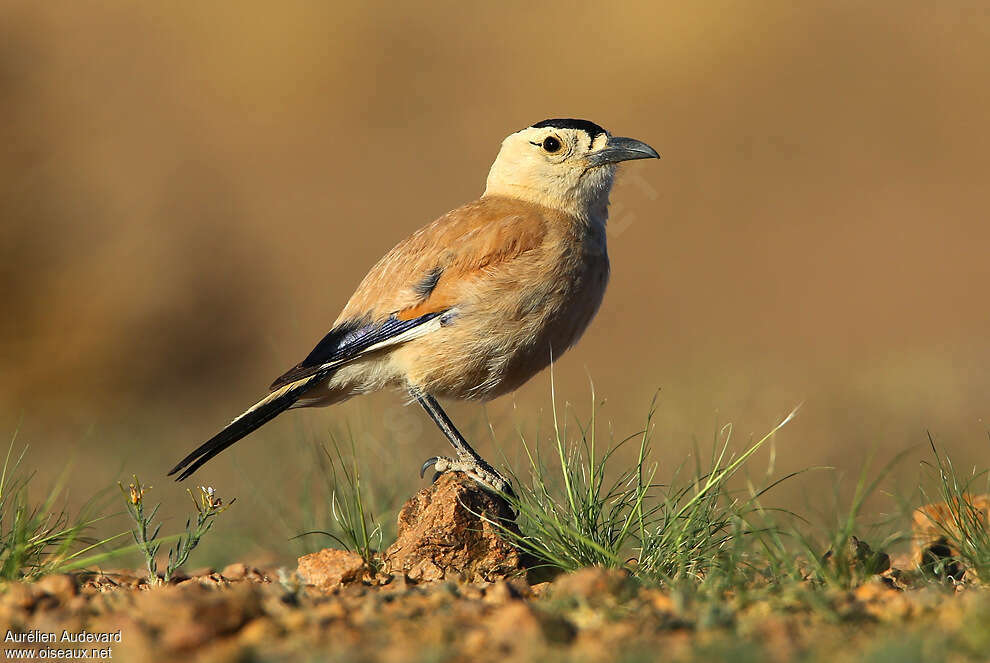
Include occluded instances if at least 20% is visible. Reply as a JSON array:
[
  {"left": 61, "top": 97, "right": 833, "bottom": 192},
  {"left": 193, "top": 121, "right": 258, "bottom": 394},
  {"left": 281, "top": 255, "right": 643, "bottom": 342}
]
[
  {"left": 420, "top": 456, "right": 443, "bottom": 479},
  {"left": 418, "top": 454, "right": 513, "bottom": 498}
]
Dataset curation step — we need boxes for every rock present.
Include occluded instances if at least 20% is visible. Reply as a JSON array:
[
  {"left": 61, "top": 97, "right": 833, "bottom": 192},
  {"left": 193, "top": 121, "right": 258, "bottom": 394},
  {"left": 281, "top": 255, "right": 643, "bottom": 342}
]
[
  {"left": 35, "top": 573, "right": 78, "bottom": 601},
  {"left": 852, "top": 577, "right": 913, "bottom": 620},
  {"left": 178, "top": 573, "right": 227, "bottom": 588},
  {"left": 822, "top": 536, "right": 891, "bottom": 576},
  {"left": 484, "top": 578, "right": 532, "bottom": 603},
  {"left": 550, "top": 567, "right": 637, "bottom": 603},
  {"left": 222, "top": 562, "right": 269, "bottom": 582},
  {"left": 222, "top": 563, "right": 248, "bottom": 580},
  {"left": 238, "top": 616, "right": 282, "bottom": 646},
  {"left": 383, "top": 473, "right": 525, "bottom": 583},
  {"left": 485, "top": 602, "right": 576, "bottom": 649},
  {"left": 135, "top": 584, "right": 262, "bottom": 652},
  {"left": 485, "top": 602, "right": 545, "bottom": 648},
  {"left": 161, "top": 620, "right": 213, "bottom": 651},
  {"left": 644, "top": 588, "right": 676, "bottom": 613},
  {"left": 912, "top": 494, "right": 989, "bottom": 580},
  {"left": 297, "top": 549, "right": 368, "bottom": 591},
  {"left": 2, "top": 582, "right": 43, "bottom": 611},
  {"left": 81, "top": 573, "right": 121, "bottom": 593},
  {"left": 529, "top": 581, "right": 552, "bottom": 597}
]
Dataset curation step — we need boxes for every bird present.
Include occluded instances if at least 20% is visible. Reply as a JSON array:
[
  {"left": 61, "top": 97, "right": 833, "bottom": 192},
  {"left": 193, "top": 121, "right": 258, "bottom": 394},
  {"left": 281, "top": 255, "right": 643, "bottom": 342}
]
[{"left": 168, "top": 118, "right": 659, "bottom": 494}]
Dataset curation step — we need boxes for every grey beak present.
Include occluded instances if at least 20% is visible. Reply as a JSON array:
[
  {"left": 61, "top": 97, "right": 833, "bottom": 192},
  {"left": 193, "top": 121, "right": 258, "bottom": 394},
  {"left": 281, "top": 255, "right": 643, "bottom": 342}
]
[{"left": 588, "top": 136, "right": 661, "bottom": 166}]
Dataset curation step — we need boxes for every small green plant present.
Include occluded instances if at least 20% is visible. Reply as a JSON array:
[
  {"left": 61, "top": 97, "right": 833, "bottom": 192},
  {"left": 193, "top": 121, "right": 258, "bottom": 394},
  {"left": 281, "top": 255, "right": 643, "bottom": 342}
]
[
  {"left": 783, "top": 451, "right": 907, "bottom": 589},
  {"left": 493, "top": 378, "right": 798, "bottom": 582},
  {"left": 0, "top": 433, "right": 122, "bottom": 580},
  {"left": 298, "top": 435, "right": 383, "bottom": 573},
  {"left": 918, "top": 436, "right": 990, "bottom": 582},
  {"left": 494, "top": 389, "right": 660, "bottom": 572},
  {"left": 121, "top": 476, "right": 234, "bottom": 585},
  {"left": 636, "top": 412, "right": 798, "bottom": 583}
]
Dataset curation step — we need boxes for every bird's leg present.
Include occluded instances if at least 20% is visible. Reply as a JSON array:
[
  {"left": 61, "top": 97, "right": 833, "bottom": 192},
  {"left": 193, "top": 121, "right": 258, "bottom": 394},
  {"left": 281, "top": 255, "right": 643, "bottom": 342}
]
[{"left": 411, "top": 390, "right": 513, "bottom": 498}]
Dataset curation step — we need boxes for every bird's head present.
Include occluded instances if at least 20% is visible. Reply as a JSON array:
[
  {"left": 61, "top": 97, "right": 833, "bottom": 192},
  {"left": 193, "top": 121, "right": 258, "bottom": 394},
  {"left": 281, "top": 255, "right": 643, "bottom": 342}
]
[{"left": 484, "top": 118, "right": 659, "bottom": 223}]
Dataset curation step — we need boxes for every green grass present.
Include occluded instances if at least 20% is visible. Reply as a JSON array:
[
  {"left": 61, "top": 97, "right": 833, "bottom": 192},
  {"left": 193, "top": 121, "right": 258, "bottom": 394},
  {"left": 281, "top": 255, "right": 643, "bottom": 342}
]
[
  {"left": 488, "top": 380, "right": 802, "bottom": 585},
  {"left": 293, "top": 433, "right": 388, "bottom": 573},
  {"left": 758, "top": 451, "right": 910, "bottom": 590},
  {"left": 2, "top": 389, "right": 989, "bottom": 601},
  {"left": 494, "top": 389, "right": 661, "bottom": 572},
  {"left": 635, "top": 410, "right": 798, "bottom": 584},
  {"left": 2, "top": 395, "right": 990, "bottom": 663},
  {"left": 918, "top": 435, "right": 990, "bottom": 581},
  {"left": 0, "top": 430, "right": 237, "bottom": 584},
  {"left": 239, "top": 421, "right": 409, "bottom": 569},
  {"left": 0, "top": 432, "right": 124, "bottom": 580}
]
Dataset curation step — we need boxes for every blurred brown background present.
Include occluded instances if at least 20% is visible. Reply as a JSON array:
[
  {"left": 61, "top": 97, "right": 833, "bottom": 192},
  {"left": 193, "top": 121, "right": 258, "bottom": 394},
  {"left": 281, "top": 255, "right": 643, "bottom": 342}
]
[{"left": 2, "top": 1, "right": 988, "bottom": 561}]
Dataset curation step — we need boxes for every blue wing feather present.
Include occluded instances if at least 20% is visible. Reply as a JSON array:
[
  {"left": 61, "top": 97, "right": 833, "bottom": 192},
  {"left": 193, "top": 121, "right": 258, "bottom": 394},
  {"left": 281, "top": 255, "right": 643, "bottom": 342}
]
[{"left": 269, "top": 311, "right": 445, "bottom": 389}]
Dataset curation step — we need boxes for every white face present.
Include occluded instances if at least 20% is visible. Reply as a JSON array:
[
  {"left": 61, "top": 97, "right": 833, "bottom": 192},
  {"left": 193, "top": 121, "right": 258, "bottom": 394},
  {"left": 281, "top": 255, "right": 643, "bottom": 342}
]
[
  {"left": 514, "top": 125, "right": 611, "bottom": 168},
  {"left": 484, "top": 121, "right": 658, "bottom": 221},
  {"left": 484, "top": 125, "right": 617, "bottom": 221}
]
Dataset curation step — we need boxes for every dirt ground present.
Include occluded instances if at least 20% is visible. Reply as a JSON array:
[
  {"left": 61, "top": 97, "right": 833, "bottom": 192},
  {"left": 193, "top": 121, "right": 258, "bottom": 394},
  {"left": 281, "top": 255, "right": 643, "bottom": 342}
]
[
  {"left": 2, "top": 476, "right": 988, "bottom": 663},
  {"left": 2, "top": 563, "right": 989, "bottom": 663}
]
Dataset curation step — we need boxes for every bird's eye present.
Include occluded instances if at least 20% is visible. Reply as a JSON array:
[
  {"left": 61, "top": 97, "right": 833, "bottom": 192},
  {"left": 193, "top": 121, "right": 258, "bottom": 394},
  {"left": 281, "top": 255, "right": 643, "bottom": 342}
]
[{"left": 542, "top": 136, "right": 561, "bottom": 153}]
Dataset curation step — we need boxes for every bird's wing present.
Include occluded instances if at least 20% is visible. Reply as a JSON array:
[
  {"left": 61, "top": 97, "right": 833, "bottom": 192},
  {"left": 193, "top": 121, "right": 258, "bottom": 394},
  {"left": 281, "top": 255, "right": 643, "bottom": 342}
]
[
  {"left": 269, "top": 196, "right": 552, "bottom": 390},
  {"left": 268, "top": 311, "right": 446, "bottom": 389}
]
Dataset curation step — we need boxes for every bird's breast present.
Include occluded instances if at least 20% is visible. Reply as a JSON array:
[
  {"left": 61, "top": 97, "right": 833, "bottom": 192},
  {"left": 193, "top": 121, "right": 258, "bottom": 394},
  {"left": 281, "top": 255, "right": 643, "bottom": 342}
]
[{"left": 396, "top": 223, "right": 610, "bottom": 400}]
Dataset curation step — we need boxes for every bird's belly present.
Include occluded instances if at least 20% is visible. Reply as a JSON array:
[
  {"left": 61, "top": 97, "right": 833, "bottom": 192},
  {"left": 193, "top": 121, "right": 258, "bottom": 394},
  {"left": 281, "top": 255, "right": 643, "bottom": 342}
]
[{"left": 395, "top": 254, "right": 609, "bottom": 400}]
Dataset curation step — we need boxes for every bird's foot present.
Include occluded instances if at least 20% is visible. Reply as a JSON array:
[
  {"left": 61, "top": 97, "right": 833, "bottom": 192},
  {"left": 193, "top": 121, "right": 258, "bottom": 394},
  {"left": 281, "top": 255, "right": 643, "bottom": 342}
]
[{"left": 419, "top": 455, "right": 514, "bottom": 498}]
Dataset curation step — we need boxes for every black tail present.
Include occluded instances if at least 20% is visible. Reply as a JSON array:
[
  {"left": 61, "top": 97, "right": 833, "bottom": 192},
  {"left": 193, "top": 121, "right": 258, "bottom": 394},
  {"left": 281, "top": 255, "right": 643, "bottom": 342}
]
[{"left": 168, "top": 376, "right": 319, "bottom": 481}]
